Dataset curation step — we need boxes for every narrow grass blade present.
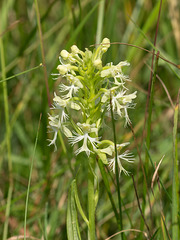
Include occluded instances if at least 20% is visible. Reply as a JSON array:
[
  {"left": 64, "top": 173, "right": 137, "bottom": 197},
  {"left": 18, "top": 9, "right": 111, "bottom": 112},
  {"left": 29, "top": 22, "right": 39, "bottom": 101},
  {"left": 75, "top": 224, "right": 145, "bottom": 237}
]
[
  {"left": 0, "top": 64, "right": 43, "bottom": 83},
  {"left": 66, "top": 2, "right": 99, "bottom": 49},
  {"left": 140, "top": 52, "right": 160, "bottom": 236},
  {"left": 145, "top": 144, "right": 172, "bottom": 203},
  {"left": 172, "top": 94, "right": 179, "bottom": 240},
  {"left": 98, "top": 159, "right": 120, "bottom": 230},
  {"left": 0, "top": 9, "right": 13, "bottom": 239},
  {"left": 67, "top": 181, "right": 81, "bottom": 240},
  {"left": 72, "top": 179, "right": 89, "bottom": 227},
  {"left": 160, "top": 217, "right": 169, "bottom": 240},
  {"left": 34, "top": 0, "right": 51, "bottom": 106},
  {"left": 44, "top": 202, "right": 48, "bottom": 240},
  {"left": 24, "top": 114, "right": 42, "bottom": 240},
  {"left": 145, "top": 52, "right": 159, "bottom": 166},
  {"left": 96, "top": 0, "right": 105, "bottom": 45}
]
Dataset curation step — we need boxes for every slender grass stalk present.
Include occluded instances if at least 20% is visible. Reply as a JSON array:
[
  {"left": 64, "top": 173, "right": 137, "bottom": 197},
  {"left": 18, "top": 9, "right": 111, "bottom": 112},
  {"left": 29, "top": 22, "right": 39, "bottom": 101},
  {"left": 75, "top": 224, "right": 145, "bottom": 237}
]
[
  {"left": 0, "top": 63, "right": 43, "bottom": 83},
  {"left": 140, "top": 52, "right": 160, "bottom": 234},
  {"left": 0, "top": 24, "right": 13, "bottom": 240},
  {"left": 110, "top": 93, "right": 124, "bottom": 240},
  {"left": 58, "top": 131, "right": 67, "bottom": 155},
  {"left": 24, "top": 114, "right": 42, "bottom": 240},
  {"left": 66, "top": 2, "right": 99, "bottom": 49},
  {"left": 145, "top": 52, "right": 159, "bottom": 164},
  {"left": 172, "top": 93, "right": 179, "bottom": 240},
  {"left": 88, "top": 156, "right": 96, "bottom": 240},
  {"left": 44, "top": 202, "right": 48, "bottom": 240},
  {"left": 98, "top": 159, "right": 120, "bottom": 229},
  {"left": 34, "top": 0, "right": 51, "bottom": 107},
  {"left": 96, "top": 0, "right": 105, "bottom": 45}
]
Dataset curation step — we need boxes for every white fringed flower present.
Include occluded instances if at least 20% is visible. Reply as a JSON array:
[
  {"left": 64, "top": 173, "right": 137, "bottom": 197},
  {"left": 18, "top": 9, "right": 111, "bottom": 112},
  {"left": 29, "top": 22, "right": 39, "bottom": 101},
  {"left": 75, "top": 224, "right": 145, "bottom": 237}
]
[
  {"left": 109, "top": 150, "right": 135, "bottom": 175},
  {"left": 68, "top": 123, "right": 99, "bottom": 156},
  {"left": 105, "top": 143, "right": 134, "bottom": 175},
  {"left": 59, "top": 83, "right": 80, "bottom": 99},
  {"left": 48, "top": 114, "right": 72, "bottom": 150},
  {"left": 102, "top": 89, "right": 137, "bottom": 126}
]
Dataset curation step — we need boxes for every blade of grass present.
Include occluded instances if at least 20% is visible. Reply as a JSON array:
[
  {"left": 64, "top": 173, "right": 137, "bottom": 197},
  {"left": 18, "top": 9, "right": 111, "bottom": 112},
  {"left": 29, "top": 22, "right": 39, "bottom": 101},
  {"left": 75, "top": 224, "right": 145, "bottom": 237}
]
[
  {"left": 127, "top": 0, "right": 163, "bottom": 62},
  {"left": 145, "top": 52, "right": 160, "bottom": 167},
  {"left": 172, "top": 91, "right": 179, "bottom": 240},
  {"left": 98, "top": 159, "right": 120, "bottom": 229},
  {"left": 140, "top": 51, "right": 160, "bottom": 236},
  {"left": 34, "top": 0, "right": 51, "bottom": 107},
  {"left": 0, "top": 16, "right": 13, "bottom": 240},
  {"left": 0, "top": 63, "right": 43, "bottom": 83},
  {"left": 145, "top": 144, "right": 172, "bottom": 203},
  {"left": 66, "top": 2, "right": 99, "bottom": 49},
  {"left": 67, "top": 180, "right": 81, "bottom": 240},
  {"left": 131, "top": 174, "right": 151, "bottom": 238},
  {"left": 44, "top": 202, "right": 48, "bottom": 240},
  {"left": 72, "top": 179, "right": 89, "bottom": 226},
  {"left": 24, "top": 114, "right": 42, "bottom": 240},
  {"left": 96, "top": 0, "right": 105, "bottom": 45}
]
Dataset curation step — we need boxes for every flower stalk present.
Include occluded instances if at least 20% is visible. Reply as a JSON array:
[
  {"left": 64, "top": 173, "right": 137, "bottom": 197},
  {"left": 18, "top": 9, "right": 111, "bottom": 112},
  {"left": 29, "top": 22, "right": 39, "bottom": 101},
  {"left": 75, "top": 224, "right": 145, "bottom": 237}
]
[{"left": 88, "top": 157, "right": 96, "bottom": 240}]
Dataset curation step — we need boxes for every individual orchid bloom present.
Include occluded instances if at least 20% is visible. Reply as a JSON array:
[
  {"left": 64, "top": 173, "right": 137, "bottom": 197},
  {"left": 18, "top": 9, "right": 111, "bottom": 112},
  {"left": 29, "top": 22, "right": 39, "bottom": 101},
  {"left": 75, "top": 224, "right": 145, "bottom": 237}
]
[
  {"left": 52, "top": 93, "right": 80, "bottom": 122},
  {"left": 101, "top": 61, "right": 130, "bottom": 79},
  {"left": 59, "top": 74, "right": 83, "bottom": 99},
  {"left": 48, "top": 114, "right": 72, "bottom": 150},
  {"left": 57, "top": 52, "right": 79, "bottom": 76},
  {"left": 66, "top": 74, "right": 83, "bottom": 89},
  {"left": 59, "top": 83, "right": 80, "bottom": 99},
  {"left": 53, "top": 92, "right": 81, "bottom": 109},
  {"left": 48, "top": 115, "right": 61, "bottom": 150},
  {"left": 114, "top": 72, "right": 130, "bottom": 86},
  {"left": 57, "top": 62, "right": 71, "bottom": 76},
  {"left": 68, "top": 123, "right": 99, "bottom": 157},
  {"left": 107, "top": 143, "right": 135, "bottom": 176},
  {"left": 102, "top": 89, "right": 137, "bottom": 126},
  {"left": 52, "top": 93, "right": 69, "bottom": 122}
]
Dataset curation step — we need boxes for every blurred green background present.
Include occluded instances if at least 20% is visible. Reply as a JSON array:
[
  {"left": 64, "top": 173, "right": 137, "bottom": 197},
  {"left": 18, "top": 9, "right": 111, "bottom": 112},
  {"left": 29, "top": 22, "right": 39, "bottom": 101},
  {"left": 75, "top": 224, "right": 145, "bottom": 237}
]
[{"left": 0, "top": 0, "right": 179, "bottom": 239}]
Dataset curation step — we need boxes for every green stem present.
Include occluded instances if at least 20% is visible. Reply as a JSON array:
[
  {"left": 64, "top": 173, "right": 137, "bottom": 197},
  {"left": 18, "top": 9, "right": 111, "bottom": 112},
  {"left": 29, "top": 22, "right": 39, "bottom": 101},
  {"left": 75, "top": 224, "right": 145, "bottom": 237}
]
[
  {"left": 0, "top": 21, "right": 13, "bottom": 240},
  {"left": 24, "top": 114, "right": 41, "bottom": 240},
  {"left": 98, "top": 159, "right": 120, "bottom": 229},
  {"left": 88, "top": 156, "right": 96, "bottom": 240},
  {"left": 172, "top": 99, "right": 179, "bottom": 240},
  {"left": 96, "top": 0, "right": 105, "bottom": 45},
  {"left": 34, "top": 0, "right": 51, "bottom": 107}
]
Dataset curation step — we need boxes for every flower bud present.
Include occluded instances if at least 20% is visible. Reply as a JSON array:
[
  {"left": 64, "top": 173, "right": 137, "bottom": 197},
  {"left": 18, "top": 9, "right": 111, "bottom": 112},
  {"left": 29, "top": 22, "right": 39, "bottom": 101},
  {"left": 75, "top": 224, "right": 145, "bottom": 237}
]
[
  {"left": 71, "top": 45, "right": 79, "bottom": 54},
  {"left": 93, "top": 59, "right": 102, "bottom": 69},
  {"left": 60, "top": 50, "right": 69, "bottom": 60},
  {"left": 101, "top": 38, "right": 110, "bottom": 52},
  {"left": 57, "top": 65, "right": 68, "bottom": 75}
]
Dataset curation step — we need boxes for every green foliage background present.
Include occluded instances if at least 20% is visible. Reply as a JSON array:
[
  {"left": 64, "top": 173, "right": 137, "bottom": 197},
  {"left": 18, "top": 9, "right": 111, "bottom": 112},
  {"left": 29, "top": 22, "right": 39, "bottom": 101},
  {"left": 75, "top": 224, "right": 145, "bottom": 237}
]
[{"left": 0, "top": 0, "right": 179, "bottom": 239}]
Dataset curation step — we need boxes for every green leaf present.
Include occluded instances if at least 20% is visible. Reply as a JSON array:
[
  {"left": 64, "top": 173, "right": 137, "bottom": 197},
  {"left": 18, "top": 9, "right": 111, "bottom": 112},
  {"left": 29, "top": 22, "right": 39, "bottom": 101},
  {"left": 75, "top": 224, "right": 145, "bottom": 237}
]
[
  {"left": 97, "top": 151, "right": 108, "bottom": 164},
  {"left": 67, "top": 181, "right": 81, "bottom": 240},
  {"left": 172, "top": 101, "right": 180, "bottom": 240},
  {"left": 72, "top": 180, "right": 89, "bottom": 227}
]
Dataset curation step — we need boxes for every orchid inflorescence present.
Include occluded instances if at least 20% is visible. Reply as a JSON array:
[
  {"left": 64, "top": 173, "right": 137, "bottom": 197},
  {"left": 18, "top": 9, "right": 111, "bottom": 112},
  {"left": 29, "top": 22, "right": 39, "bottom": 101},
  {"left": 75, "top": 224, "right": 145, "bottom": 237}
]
[{"left": 48, "top": 38, "right": 137, "bottom": 175}]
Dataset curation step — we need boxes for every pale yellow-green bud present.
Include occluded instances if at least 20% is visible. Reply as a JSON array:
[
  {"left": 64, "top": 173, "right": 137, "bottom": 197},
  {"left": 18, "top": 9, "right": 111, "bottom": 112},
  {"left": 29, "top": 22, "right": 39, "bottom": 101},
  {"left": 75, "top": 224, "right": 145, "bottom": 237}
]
[
  {"left": 71, "top": 45, "right": 79, "bottom": 54},
  {"left": 60, "top": 50, "right": 69, "bottom": 60},
  {"left": 93, "top": 59, "right": 102, "bottom": 69},
  {"left": 57, "top": 65, "right": 68, "bottom": 75},
  {"left": 101, "top": 38, "right": 110, "bottom": 52}
]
